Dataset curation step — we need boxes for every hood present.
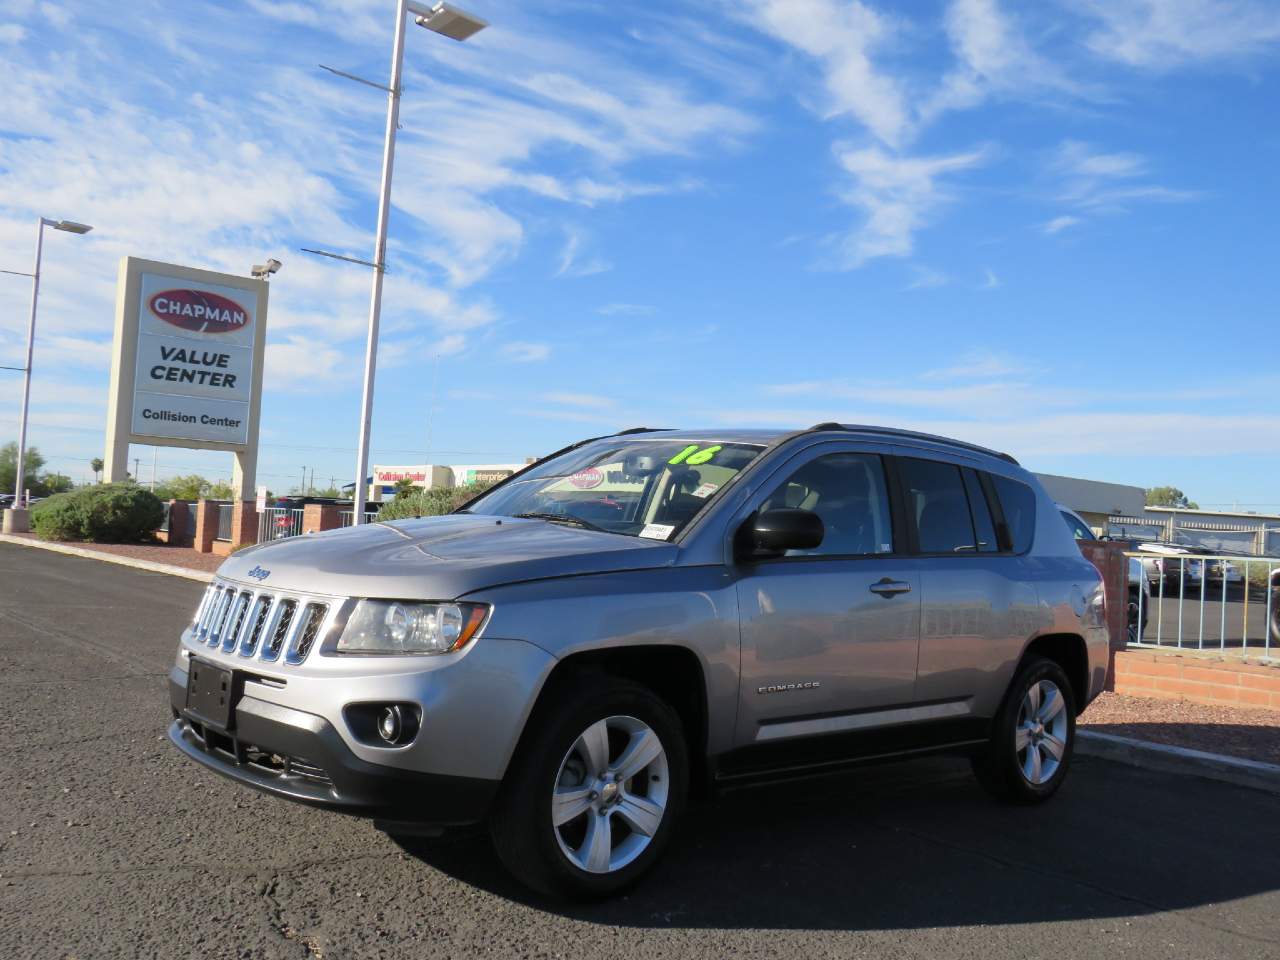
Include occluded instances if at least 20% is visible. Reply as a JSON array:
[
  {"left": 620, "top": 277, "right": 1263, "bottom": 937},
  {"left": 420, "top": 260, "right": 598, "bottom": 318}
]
[{"left": 213, "top": 514, "right": 678, "bottom": 599}]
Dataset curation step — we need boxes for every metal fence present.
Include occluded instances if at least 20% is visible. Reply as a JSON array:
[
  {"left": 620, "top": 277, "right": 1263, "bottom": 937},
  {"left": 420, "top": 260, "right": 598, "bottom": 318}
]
[
  {"left": 1129, "top": 550, "right": 1278, "bottom": 661},
  {"left": 215, "top": 504, "right": 233, "bottom": 542},
  {"left": 339, "top": 510, "right": 381, "bottom": 527},
  {"left": 258, "top": 507, "right": 305, "bottom": 542}
]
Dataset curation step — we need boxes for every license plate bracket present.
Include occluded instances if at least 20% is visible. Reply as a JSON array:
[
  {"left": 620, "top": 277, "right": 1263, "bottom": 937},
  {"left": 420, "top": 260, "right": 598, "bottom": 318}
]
[{"left": 186, "top": 658, "right": 238, "bottom": 731}]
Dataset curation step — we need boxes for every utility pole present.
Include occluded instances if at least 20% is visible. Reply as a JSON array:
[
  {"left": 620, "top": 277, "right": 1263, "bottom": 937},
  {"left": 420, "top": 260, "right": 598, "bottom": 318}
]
[
  {"left": 133, "top": 457, "right": 140, "bottom": 481},
  {"left": 300, "top": 466, "right": 307, "bottom": 496},
  {"left": 150, "top": 447, "right": 157, "bottom": 491}
]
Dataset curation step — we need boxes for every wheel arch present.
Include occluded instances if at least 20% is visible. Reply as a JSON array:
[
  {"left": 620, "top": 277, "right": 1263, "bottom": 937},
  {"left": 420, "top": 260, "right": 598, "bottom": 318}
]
[
  {"left": 1019, "top": 633, "right": 1090, "bottom": 716},
  {"left": 502, "top": 643, "right": 711, "bottom": 792}
]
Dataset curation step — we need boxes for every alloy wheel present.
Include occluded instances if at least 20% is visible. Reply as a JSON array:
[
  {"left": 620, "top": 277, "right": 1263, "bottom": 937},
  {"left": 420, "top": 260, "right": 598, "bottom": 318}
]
[
  {"left": 1014, "top": 679, "right": 1069, "bottom": 786},
  {"left": 552, "top": 715, "right": 670, "bottom": 874}
]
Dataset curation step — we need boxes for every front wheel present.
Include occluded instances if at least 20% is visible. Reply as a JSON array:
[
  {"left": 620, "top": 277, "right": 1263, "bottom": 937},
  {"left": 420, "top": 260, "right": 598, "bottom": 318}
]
[
  {"left": 972, "top": 657, "right": 1076, "bottom": 804},
  {"left": 489, "top": 675, "right": 688, "bottom": 899}
]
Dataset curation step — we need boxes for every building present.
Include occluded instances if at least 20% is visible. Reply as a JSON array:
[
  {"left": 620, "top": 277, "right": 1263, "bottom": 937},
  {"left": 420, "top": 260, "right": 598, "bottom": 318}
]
[
  {"left": 366, "top": 462, "right": 530, "bottom": 501},
  {"left": 1110, "top": 506, "right": 1280, "bottom": 557},
  {"left": 1032, "top": 472, "right": 1145, "bottom": 533}
]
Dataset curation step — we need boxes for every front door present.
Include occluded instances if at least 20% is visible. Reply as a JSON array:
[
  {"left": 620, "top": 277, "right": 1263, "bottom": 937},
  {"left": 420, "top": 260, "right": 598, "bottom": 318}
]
[{"left": 732, "top": 449, "right": 921, "bottom": 748}]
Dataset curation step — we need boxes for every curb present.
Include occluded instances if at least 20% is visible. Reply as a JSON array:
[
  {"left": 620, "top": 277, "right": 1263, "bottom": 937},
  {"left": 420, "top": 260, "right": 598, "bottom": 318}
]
[
  {"left": 0, "top": 533, "right": 214, "bottom": 584},
  {"left": 1078, "top": 729, "right": 1280, "bottom": 795}
]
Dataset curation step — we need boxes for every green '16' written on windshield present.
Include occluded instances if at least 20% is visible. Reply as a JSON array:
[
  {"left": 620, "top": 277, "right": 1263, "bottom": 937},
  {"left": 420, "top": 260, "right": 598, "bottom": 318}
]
[{"left": 668, "top": 444, "right": 722, "bottom": 466}]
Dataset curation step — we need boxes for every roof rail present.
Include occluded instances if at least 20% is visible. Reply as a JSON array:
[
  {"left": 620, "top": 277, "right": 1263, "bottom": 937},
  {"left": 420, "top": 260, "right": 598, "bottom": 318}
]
[
  {"left": 805, "top": 422, "right": 1019, "bottom": 466},
  {"left": 614, "top": 426, "right": 672, "bottom": 435}
]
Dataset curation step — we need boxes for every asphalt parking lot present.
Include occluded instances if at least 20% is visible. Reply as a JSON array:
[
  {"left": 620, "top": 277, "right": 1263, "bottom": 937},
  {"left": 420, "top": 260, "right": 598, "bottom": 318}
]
[{"left": 2, "top": 543, "right": 1279, "bottom": 960}]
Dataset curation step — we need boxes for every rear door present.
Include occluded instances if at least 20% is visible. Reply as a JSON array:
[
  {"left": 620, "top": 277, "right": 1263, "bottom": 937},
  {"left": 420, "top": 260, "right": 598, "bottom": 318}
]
[
  {"left": 900, "top": 457, "right": 1040, "bottom": 720},
  {"left": 732, "top": 445, "right": 922, "bottom": 747}
]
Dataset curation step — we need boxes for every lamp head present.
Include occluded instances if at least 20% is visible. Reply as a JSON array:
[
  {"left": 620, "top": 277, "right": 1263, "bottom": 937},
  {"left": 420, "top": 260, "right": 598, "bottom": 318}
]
[{"left": 415, "top": 2, "right": 487, "bottom": 41}]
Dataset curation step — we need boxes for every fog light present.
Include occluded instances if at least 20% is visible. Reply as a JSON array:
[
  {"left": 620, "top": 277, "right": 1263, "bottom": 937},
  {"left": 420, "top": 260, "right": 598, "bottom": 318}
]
[{"left": 378, "top": 705, "right": 403, "bottom": 744}]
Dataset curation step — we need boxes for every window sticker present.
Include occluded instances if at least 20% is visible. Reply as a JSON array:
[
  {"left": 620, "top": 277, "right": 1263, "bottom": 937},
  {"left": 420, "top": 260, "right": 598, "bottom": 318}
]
[
  {"left": 691, "top": 482, "right": 719, "bottom": 499},
  {"left": 639, "top": 523, "right": 676, "bottom": 540},
  {"left": 669, "top": 444, "right": 722, "bottom": 466}
]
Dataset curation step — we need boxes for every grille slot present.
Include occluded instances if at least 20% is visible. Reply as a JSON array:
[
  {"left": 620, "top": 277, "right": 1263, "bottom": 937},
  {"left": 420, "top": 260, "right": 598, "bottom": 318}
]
[
  {"left": 208, "top": 589, "right": 236, "bottom": 647},
  {"left": 239, "top": 596, "right": 273, "bottom": 657},
  {"left": 287, "top": 603, "right": 329, "bottom": 664},
  {"left": 262, "top": 599, "right": 297, "bottom": 661},
  {"left": 222, "top": 592, "right": 252, "bottom": 651},
  {"left": 195, "top": 586, "right": 223, "bottom": 641}
]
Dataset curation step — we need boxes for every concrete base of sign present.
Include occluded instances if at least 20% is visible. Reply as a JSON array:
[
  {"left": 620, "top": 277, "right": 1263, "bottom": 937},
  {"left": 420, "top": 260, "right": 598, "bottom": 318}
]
[{"left": 2, "top": 508, "right": 30, "bottom": 534}]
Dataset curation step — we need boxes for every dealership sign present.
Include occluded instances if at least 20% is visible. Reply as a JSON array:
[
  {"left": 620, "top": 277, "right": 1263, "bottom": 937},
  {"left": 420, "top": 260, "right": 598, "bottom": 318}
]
[{"left": 104, "top": 257, "right": 269, "bottom": 493}]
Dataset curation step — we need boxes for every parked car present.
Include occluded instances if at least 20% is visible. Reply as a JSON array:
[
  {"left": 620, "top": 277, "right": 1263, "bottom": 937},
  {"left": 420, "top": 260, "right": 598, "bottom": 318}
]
[
  {"left": 1057, "top": 505, "right": 1149, "bottom": 643},
  {"left": 1134, "top": 542, "right": 1203, "bottom": 589},
  {"left": 168, "top": 424, "right": 1108, "bottom": 898}
]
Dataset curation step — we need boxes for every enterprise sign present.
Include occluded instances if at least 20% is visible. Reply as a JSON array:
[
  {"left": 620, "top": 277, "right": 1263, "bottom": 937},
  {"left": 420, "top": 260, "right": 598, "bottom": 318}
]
[{"left": 129, "top": 273, "right": 258, "bottom": 444}]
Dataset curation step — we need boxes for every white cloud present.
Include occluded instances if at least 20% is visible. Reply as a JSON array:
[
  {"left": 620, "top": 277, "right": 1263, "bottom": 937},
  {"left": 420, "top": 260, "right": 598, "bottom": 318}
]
[
  {"left": 542, "top": 392, "right": 616, "bottom": 409},
  {"left": 830, "top": 145, "right": 989, "bottom": 266},
  {"left": 923, "top": 352, "right": 1026, "bottom": 381},
  {"left": 1042, "top": 214, "right": 1082, "bottom": 234},
  {"left": 596, "top": 303, "right": 654, "bottom": 316},
  {"left": 736, "top": 0, "right": 909, "bottom": 148},
  {"left": 0, "top": 23, "right": 26, "bottom": 44},
  {"left": 1049, "top": 140, "right": 1197, "bottom": 214},
  {"left": 555, "top": 229, "right": 612, "bottom": 279},
  {"left": 905, "top": 266, "right": 948, "bottom": 290},
  {"left": 922, "top": 0, "right": 1084, "bottom": 122},
  {"left": 501, "top": 341, "right": 551, "bottom": 363},
  {"left": 981, "top": 267, "right": 1001, "bottom": 289},
  {"left": 1076, "top": 0, "right": 1280, "bottom": 68}
]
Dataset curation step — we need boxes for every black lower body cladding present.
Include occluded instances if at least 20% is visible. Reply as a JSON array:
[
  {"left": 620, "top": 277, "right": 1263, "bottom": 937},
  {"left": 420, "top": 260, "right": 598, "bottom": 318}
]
[{"left": 167, "top": 669, "right": 497, "bottom": 825}]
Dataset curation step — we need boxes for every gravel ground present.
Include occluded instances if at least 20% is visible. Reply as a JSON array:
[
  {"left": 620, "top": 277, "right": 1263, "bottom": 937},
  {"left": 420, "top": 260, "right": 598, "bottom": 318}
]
[
  {"left": 1080, "top": 692, "right": 1280, "bottom": 765},
  {"left": 8, "top": 532, "right": 224, "bottom": 573}
]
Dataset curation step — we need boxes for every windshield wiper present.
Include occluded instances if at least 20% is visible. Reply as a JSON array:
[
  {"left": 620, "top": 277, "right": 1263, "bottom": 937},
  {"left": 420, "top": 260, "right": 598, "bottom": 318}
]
[{"left": 513, "top": 512, "right": 609, "bottom": 533}]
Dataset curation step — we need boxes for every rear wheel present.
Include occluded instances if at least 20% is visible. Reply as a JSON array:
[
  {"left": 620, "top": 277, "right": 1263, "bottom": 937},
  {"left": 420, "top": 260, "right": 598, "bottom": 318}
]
[
  {"left": 972, "top": 656, "right": 1076, "bottom": 804},
  {"left": 489, "top": 675, "right": 688, "bottom": 899}
]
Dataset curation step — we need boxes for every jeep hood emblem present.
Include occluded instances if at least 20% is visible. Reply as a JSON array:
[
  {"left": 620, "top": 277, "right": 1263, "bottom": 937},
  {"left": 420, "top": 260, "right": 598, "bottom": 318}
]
[{"left": 247, "top": 565, "right": 271, "bottom": 581}]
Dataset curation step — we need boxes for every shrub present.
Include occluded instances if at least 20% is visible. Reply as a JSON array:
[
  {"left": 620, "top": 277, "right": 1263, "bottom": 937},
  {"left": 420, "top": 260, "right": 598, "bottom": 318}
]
[
  {"left": 375, "top": 481, "right": 496, "bottom": 522},
  {"left": 30, "top": 483, "right": 165, "bottom": 543}
]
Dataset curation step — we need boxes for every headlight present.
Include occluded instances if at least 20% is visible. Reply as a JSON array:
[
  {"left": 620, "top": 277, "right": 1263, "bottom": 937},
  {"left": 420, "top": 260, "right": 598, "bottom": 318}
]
[{"left": 335, "top": 601, "right": 489, "bottom": 655}]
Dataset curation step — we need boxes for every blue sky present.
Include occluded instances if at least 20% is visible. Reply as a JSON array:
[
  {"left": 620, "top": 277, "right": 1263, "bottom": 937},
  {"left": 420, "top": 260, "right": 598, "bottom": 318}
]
[{"left": 1, "top": 0, "right": 1279, "bottom": 507}]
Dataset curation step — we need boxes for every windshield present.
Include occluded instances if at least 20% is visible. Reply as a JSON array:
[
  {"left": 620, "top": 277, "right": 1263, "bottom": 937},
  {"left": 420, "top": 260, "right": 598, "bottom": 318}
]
[{"left": 462, "top": 438, "right": 764, "bottom": 540}]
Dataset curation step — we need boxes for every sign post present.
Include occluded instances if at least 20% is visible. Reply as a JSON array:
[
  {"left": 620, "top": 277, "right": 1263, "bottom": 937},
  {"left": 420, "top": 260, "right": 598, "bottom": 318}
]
[{"left": 104, "top": 258, "right": 268, "bottom": 498}]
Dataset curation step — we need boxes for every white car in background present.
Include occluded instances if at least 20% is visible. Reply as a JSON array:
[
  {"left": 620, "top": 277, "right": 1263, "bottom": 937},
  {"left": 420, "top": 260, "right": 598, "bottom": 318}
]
[{"left": 1134, "top": 542, "right": 1203, "bottom": 589}]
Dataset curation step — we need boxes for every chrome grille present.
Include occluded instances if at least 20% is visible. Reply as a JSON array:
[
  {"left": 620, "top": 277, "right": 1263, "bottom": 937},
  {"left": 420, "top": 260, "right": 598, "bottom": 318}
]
[
  {"left": 188, "top": 581, "right": 337, "bottom": 666},
  {"left": 287, "top": 603, "right": 329, "bottom": 664},
  {"left": 239, "top": 596, "right": 272, "bottom": 657},
  {"left": 264, "top": 599, "right": 296, "bottom": 661}
]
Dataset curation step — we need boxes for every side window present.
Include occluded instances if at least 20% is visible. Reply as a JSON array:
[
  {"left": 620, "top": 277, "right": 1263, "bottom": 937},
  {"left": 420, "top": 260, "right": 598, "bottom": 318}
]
[
  {"left": 1059, "top": 510, "right": 1096, "bottom": 542},
  {"left": 991, "top": 475, "right": 1037, "bottom": 553},
  {"left": 962, "top": 469, "right": 999, "bottom": 553},
  {"left": 898, "top": 458, "right": 978, "bottom": 554},
  {"left": 759, "top": 453, "right": 893, "bottom": 557}
]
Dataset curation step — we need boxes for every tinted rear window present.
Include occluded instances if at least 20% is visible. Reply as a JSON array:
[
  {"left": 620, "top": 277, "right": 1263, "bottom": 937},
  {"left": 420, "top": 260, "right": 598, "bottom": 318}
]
[
  {"left": 991, "top": 475, "right": 1037, "bottom": 553},
  {"left": 898, "top": 458, "right": 978, "bottom": 553}
]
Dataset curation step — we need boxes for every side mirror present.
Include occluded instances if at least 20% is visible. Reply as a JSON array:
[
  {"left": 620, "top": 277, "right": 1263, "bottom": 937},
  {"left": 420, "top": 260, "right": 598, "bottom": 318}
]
[{"left": 741, "top": 508, "right": 824, "bottom": 559}]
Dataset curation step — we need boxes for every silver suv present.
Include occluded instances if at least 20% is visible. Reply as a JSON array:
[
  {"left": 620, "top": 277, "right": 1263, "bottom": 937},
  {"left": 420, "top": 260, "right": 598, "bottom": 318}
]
[{"left": 168, "top": 424, "right": 1108, "bottom": 898}]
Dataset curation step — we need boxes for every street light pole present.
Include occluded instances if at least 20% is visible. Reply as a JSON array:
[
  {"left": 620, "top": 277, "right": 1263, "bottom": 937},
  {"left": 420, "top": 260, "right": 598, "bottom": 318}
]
[
  {"left": 351, "top": 0, "right": 410, "bottom": 528},
  {"left": 346, "top": 1, "right": 488, "bottom": 525},
  {"left": 10, "top": 217, "right": 92, "bottom": 507}
]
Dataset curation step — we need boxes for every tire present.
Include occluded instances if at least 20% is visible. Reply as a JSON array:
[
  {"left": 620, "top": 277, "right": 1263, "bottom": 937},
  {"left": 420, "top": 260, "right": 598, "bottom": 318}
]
[
  {"left": 489, "top": 674, "right": 688, "bottom": 900},
  {"left": 971, "top": 656, "right": 1076, "bottom": 804}
]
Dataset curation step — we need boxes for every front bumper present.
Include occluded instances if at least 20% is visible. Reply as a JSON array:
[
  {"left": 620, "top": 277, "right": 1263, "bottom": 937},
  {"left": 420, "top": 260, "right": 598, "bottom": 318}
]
[{"left": 168, "top": 671, "right": 498, "bottom": 825}]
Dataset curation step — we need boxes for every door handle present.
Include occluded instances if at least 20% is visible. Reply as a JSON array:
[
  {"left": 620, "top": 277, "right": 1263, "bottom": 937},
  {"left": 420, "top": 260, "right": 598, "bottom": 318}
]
[{"left": 869, "top": 579, "right": 911, "bottom": 597}]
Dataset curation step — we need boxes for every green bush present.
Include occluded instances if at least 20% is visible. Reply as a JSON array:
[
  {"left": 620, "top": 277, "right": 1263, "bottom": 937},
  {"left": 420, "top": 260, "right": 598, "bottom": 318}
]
[
  {"left": 30, "top": 483, "right": 165, "bottom": 543},
  {"left": 375, "top": 481, "right": 496, "bottom": 522}
]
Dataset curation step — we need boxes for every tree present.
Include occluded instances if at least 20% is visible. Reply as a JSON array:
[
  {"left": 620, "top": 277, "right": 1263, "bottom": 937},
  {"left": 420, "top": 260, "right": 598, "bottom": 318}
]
[
  {"left": 206, "top": 480, "right": 235, "bottom": 500},
  {"left": 0, "top": 441, "right": 46, "bottom": 497},
  {"left": 39, "top": 473, "right": 74, "bottom": 495},
  {"left": 1146, "top": 486, "right": 1199, "bottom": 510},
  {"left": 90, "top": 458, "right": 104, "bottom": 483},
  {"left": 154, "top": 474, "right": 210, "bottom": 501}
]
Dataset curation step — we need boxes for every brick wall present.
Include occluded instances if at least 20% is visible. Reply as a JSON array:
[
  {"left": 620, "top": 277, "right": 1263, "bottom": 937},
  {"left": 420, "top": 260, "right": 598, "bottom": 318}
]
[{"left": 1114, "top": 649, "right": 1280, "bottom": 711}]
